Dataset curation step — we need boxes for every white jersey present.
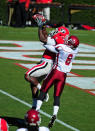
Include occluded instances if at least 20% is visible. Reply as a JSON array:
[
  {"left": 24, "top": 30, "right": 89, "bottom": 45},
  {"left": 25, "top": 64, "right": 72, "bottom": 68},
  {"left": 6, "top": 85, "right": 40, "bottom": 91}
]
[
  {"left": 41, "top": 36, "right": 56, "bottom": 62},
  {"left": 16, "top": 126, "right": 50, "bottom": 131},
  {"left": 44, "top": 44, "right": 78, "bottom": 73},
  {"left": 46, "top": 36, "right": 56, "bottom": 46},
  {"left": 39, "top": 126, "right": 50, "bottom": 131},
  {"left": 16, "top": 128, "right": 28, "bottom": 131}
]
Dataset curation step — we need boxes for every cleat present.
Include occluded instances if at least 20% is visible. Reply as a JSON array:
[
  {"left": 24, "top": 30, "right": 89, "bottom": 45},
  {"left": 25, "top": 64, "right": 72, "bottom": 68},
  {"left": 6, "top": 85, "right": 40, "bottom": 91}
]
[{"left": 48, "top": 115, "right": 56, "bottom": 128}]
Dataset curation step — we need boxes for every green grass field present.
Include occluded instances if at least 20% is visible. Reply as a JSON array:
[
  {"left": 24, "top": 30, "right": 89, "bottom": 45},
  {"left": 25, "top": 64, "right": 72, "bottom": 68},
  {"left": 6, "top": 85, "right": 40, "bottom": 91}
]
[{"left": 0, "top": 26, "right": 95, "bottom": 131}]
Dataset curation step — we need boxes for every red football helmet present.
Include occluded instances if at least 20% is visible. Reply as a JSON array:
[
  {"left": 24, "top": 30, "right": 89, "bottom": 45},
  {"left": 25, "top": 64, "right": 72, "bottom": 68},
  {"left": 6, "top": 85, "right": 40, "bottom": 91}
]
[
  {"left": 67, "top": 35, "right": 79, "bottom": 49},
  {"left": 50, "top": 26, "right": 69, "bottom": 44},
  {"left": 25, "top": 109, "right": 41, "bottom": 126},
  {"left": 57, "top": 26, "right": 69, "bottom": 37},
  {"left": 0, "top": 118, "right": 8, "bottom": 131}
]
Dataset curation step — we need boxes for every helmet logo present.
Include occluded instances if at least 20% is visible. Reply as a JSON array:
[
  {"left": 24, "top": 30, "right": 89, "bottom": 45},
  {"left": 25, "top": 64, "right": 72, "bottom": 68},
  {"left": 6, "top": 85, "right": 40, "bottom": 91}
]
[{"left": 60, "top": 29, "right": 65, "bottom": 33}]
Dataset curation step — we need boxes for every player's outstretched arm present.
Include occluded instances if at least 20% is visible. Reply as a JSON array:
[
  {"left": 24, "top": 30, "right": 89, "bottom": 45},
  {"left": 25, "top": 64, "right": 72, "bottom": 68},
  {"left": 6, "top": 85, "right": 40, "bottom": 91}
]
[
  {"left": 38, "top": 27, "right": 48, "bottom": 44},
  {"left": 32, "top": 14, "right": 47, "bottom": 44},
  {"left": 44, "top": 44, "right": 58, "bottom": 53}
]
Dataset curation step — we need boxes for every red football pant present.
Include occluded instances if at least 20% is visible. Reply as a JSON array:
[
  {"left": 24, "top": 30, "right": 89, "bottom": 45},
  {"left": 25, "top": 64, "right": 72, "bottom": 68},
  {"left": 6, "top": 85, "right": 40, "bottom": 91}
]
[{"left": 41, "top": 68, "right": 67, "bottom": 97}]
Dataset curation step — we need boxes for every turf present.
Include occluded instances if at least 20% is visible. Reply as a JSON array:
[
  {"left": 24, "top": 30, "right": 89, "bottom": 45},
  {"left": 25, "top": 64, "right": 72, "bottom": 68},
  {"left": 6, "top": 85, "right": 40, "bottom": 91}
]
[{"left": 0, "top": 26, "right": 95, "bottom": 131}]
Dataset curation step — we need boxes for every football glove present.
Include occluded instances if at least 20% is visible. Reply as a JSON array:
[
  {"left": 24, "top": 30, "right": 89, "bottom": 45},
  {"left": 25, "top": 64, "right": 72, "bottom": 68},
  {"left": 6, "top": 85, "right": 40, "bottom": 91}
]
[
  {"left": 48, "top": 115, "right": 56, "bottom": 128},
  {"left": 32, "top": 14, "right": 46, "bottom": 28}
]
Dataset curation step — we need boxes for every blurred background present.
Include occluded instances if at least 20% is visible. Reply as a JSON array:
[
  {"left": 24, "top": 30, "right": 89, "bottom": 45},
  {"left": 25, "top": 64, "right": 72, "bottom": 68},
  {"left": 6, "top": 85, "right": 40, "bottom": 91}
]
[{"left": 0, "top": 0, "right": 95, "bottom": 29}]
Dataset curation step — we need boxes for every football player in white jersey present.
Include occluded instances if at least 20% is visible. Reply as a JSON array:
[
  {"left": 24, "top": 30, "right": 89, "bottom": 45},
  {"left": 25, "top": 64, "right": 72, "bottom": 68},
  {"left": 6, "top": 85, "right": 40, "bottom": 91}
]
[
  {"left": 24, "top": 14, "right": 70, "bottom": 109},
  {"left": 16, "top": 109, "right": 50, "bottom": 131},
  {"left": 36, "top": 35, "right": 79, "bottom": 128}
]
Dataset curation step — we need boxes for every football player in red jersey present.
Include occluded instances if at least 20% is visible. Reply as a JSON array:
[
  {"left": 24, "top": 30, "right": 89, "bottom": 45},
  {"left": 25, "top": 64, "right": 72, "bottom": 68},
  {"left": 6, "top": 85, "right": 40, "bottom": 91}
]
[
  {"left": 0, "top": 109, "right": 49, "bottom": 131},
  {"left": 25, "top": 14, "right": 70, "bottom": 109},
  {"left": 36, "top": 35, "right": 79, "bottom": 128},
  {"left": 16, "top": 109, "right": 50, "bottom": 131}
]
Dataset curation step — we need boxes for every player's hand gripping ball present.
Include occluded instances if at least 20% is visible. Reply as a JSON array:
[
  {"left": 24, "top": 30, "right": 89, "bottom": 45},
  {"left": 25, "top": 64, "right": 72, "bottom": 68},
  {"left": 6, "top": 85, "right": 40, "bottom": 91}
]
[{"left": 32, "top": 14, "right": 46, "bottom": 27}]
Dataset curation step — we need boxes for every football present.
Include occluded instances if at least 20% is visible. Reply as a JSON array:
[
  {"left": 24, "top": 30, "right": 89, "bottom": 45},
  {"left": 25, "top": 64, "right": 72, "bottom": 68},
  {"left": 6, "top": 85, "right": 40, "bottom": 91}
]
[{"left": 32, "top": 14, "right": 46, "bottom": 23}]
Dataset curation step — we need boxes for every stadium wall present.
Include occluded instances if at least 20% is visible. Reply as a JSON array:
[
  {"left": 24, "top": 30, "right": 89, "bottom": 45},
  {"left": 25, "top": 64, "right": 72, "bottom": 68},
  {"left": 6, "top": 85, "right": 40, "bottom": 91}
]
[{"left": 0, "top": 0, "right": 95, "bottom": 26}]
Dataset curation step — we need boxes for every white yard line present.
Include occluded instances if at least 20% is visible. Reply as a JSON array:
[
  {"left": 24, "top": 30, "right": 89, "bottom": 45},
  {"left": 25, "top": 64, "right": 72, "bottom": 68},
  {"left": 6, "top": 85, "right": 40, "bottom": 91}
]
[{"left": 0, "top": 89, "right": 80, "bottom": 131}]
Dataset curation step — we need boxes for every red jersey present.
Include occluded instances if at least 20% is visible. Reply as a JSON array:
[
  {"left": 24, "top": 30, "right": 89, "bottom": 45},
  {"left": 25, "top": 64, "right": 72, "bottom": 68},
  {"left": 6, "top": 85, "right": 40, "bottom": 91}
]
[
  {"left": 8, "top": 0, "right": 12, "bottom": 2},
  {"left": 36, "top": 0, "right": 52, "bottom": 3},
  {"left": 19, "top": 0, "right": 30, "bottom": 8},
  {"left": 42, "top": 49, "right": 56, "bottom": 60}
]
